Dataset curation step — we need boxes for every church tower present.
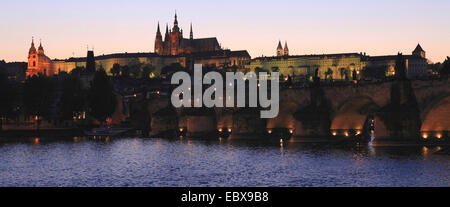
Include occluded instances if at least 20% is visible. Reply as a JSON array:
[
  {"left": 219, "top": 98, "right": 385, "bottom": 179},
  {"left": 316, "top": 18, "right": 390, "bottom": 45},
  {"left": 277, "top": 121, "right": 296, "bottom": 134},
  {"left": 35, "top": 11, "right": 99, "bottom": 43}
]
[
  {"left": 276, "top": 41, "right": 283, "bottom": 56},
  {"left": 412, "top": 43, "right": 426, "bottom": 59},
  {"left": 155, "top": 22, "right": 163, "bottom": 54},
  {"left": 169, "top": 12, "right": 183, "bottom": 55},
  {"left": 283, "top": 41, "right": 289, "bottom": 56},
  {"left": 27, "top": 37, "right": 38, "bottom": 77}
]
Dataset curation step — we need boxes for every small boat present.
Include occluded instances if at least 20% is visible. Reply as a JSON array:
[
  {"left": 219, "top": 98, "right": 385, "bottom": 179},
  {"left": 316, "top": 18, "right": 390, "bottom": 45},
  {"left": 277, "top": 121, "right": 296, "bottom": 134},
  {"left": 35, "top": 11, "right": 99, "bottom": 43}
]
[{"left": 84, "top": 127, "right": 130, "bottom": 137}]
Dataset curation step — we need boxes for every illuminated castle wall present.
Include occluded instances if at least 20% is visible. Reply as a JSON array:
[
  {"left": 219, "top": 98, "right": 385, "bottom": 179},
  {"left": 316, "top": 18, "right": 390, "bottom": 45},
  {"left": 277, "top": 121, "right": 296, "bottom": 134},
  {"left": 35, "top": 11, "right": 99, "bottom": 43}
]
[{"left": 248, "top": 43, "right": 429, "bottom": 80}]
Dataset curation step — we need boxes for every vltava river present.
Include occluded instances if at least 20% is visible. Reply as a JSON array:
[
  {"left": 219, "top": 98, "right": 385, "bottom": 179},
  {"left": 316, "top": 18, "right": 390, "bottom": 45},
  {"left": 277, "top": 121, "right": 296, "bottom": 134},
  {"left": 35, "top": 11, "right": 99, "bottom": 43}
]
[{"left": 0, "top": 137, "right": 449, "bottom": 187}]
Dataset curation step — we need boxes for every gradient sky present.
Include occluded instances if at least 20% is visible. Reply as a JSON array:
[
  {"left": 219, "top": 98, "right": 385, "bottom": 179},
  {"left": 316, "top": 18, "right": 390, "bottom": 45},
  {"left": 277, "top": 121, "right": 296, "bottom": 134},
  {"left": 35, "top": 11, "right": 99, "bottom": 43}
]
[{"left": 1, "top": 0, "right": 450, "bottom": 63}]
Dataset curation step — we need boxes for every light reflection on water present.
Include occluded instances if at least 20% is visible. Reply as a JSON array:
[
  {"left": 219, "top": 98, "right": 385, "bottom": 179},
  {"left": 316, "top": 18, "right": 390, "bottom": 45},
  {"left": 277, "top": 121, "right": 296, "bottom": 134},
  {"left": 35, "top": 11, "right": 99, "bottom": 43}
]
[{"left": 0, "top": 137, "right": 449, "bottom": 187}]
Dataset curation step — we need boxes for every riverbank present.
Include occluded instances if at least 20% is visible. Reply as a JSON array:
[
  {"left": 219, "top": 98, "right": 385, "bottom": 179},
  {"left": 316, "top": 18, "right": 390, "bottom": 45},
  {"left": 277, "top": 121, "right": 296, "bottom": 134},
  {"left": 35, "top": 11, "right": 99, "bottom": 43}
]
[{"left": 0, "top": 128, "right": 83, "bottom": 138}]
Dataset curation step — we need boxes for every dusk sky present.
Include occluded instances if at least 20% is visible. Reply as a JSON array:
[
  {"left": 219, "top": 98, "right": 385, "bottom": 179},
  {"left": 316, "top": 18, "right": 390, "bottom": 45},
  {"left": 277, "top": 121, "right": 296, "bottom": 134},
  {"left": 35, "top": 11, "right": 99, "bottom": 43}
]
[{"left": 1, "top": 0, "right": 450, "bottom": 63}]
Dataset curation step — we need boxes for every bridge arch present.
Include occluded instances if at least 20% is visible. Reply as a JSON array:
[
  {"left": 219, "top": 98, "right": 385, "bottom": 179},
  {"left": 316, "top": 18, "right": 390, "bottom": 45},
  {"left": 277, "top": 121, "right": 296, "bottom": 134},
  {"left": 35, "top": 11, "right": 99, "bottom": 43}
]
[
  {"left": 420, "top": 93, "right": 450, "bottom": 138},
  {"left": 267, "top": 101, "right": 300, "bottom": 131},
  {"left": 330, "top": 96, "right": 380, "bottom": 136}
]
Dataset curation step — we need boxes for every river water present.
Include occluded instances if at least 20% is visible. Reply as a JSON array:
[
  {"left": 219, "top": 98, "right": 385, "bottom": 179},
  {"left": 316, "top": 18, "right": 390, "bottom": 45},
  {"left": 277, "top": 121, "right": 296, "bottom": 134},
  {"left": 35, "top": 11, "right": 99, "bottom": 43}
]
[{"left": 0, "top": 137, "right": 449, "bottom": 187}]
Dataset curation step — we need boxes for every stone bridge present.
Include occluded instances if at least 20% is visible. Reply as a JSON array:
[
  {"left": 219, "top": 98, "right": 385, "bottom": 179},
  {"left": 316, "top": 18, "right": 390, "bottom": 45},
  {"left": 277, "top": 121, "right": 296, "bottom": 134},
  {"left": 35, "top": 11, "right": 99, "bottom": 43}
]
[{"left": 148, "top": 78, "right": 450, "bottom": 141}]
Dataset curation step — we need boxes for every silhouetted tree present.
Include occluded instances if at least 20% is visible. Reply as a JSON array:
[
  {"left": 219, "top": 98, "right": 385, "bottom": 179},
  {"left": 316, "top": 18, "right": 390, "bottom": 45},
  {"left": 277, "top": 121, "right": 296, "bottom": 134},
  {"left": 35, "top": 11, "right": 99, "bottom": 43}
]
[
  {"left": 23, "top": 75, "right": 56, "bottom": 128},
  {"left": 88, "top": 70, "right": 117, "bottom": 124},
  {"left": 325, "top": 68, "right": 333, "bottom": 80},
  {"left": 141, "top": 64, "right": 155, "bottom": 79},
  {"left": 60, "top": 75, "right": 87, "bottom": 120},
  {"left": 120, "top": 65, "right": 130, "bottom": 77},
  {"left": 128, "top": 59, "right": 142, "bottom": 77},
  {"left": 111, "top": 63, "right": 121, "bottom": 77},
  {"left": 0, "top": 71, "right": 18, "bottom": 129},
  {"left": 70, "top": 67, "right": 85, "bottom": 76},
  {"left": 440, "top": 56, "right": 450, "bottom": 79},
  {"left": 161, "top": 63, "right": 185, "bottom": 78}
]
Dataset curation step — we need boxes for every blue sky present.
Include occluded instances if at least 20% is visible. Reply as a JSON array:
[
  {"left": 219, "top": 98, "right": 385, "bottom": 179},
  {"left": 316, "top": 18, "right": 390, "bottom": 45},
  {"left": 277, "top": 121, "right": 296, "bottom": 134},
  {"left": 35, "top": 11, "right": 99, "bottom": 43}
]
[{"left": 1, "top": 0, "right": 449, "bottom": 62}]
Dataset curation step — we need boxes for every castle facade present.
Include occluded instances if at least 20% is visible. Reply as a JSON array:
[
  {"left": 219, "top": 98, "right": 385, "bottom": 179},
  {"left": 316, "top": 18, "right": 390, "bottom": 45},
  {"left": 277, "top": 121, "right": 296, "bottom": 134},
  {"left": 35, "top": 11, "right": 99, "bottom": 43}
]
[{"left": 248, "top": 43, "right": 429, "bottom": 80}]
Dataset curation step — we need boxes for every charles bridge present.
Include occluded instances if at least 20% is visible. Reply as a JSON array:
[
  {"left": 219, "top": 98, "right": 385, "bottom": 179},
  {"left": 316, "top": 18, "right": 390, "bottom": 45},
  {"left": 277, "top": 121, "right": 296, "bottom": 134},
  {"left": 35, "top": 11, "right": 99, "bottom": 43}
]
[{"left": 147, "top": 78, "right": 450, "bottom": 142}]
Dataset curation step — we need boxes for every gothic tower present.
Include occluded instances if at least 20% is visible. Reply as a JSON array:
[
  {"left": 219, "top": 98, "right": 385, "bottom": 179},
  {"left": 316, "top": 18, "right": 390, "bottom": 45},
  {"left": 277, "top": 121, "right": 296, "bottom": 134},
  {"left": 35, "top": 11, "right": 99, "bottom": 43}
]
[
  {"left": 283, "top": 41, "right": 289, "bottom": 56},
  {"left": 169, "top": 12, "right": 183, "bottom": 55},
  {"left": 155, "top": 22, "right": 163, "bottom": 54},
  {"left": 276, "top": 40, "right": 283, "bottom": 56}
]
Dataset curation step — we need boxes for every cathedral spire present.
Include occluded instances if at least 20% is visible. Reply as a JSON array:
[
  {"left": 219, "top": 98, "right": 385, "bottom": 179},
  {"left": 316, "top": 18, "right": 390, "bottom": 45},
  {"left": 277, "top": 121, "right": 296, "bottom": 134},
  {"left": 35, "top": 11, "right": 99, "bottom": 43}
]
[
  {"left": 174, "top": 11, "right": 178, "bottom": 26},
  {"left": 156, "top": 22, "right": 161, "bottom": 35},
  {"left": 277, "top": 40, "right": 282, "bottom": 50},
  {"left": 284, "top": 41, "right": 289, "bottom": 56},
  {"left": 190, "top": 23, "right": 193, "bottom": 39},
  {"left": 276, "top": 40, "right": 283, "bottom": 56},
  {"left": 165, "top": 23, "right": 169, "bottom": 41}
]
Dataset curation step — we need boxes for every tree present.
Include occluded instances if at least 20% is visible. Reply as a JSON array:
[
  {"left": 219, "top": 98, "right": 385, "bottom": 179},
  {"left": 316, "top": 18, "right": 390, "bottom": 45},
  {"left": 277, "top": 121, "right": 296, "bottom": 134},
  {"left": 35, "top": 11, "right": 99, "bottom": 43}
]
[
  {"left": 141, "top": 64, "right": 155, "bottom": 79},
  {"left": 128, "top": 59, "right": 142, "bottom": 77},
  {"left": 60, "top": 75, "right": 87, "bottom": 120},
  {"left": 120, "top": 65, "right": 130, "bottom": 77},
  {"left": 339, "top": 68, "right": 346, "bottom": 80},
  {"left": 70, "top": 67, "right": 85, "bottom": 76},
  {"left": 0, "top": 70, "right": 17, "bottom": 129},
  {"left": 111, "top": 63, "right": 121, "bottom": 77},
  {"left": 88, "top": 70, "right": 117, "bottom": 124},
  {"left": 161, "top": 63, "right": 185, "bottom": 78},
  {"left": 325, "top": 68, "right": 333, "bottom": 80},
  {"left": 23, "top": 75, "right": 56, "bottom": 128},
  {"left": 352, "top": 69, "right": 357, "bottom": 81},
  {"left": 440, "top": 56, "right": 450, "bottom": 79}
]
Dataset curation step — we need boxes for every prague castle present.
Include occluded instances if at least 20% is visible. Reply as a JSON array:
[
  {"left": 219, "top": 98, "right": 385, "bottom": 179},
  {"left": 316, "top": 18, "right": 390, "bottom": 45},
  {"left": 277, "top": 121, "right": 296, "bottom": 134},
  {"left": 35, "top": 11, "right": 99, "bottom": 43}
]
[
  {"left": 26, "top": 13, "right": 428, "bottom": 80},
  {"left": 27, "top": 13, "right": 250, "bottom": 77}
]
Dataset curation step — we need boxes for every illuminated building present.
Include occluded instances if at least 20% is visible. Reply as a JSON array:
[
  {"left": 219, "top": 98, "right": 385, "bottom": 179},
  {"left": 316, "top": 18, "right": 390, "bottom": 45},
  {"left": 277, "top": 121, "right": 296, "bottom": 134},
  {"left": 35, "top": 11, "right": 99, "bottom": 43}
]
[
  {"left": 26, "top": 13, "right": 250, "bottom": 77},
  {"left": 248, "top": 43, "right": 429, "bottom": 80}
]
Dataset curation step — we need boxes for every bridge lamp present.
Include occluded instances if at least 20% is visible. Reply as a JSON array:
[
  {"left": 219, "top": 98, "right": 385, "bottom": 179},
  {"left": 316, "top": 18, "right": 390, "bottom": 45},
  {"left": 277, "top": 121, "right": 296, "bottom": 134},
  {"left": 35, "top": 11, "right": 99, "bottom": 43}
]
[
  {"left": 179, "top": 128, "right": 184, "bottom": 132},
  {"left": 422, "top": 133, "right": 428, "bottom": 139},
  {"left": 436, "top": 133, "right": 442, "bottom": 139},
  {"left": 289, "top": 129, "right": 294, "bottom": 134},
  {"left": 218, "top": 128, "right": 223, "bottom": 132},
  {"left": 332, "top": 131, "right": 337, "bottom": 136},
  {"left": 228, "top": 128, "right": 232, "bottom": 133},
  {"left": 344, "top": 131, "right": 349, "bottom": 137},
  {"left": 268, "top": 129, "right": 272, "bottom": 134},
  {"left": 356, "top": 130, "right": 361, "bottom": 135}
]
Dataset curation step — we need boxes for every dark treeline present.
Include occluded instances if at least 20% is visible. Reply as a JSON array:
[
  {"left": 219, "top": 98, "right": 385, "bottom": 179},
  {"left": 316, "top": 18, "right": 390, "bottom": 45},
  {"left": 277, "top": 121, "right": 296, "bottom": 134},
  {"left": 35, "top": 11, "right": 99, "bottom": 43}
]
[{"left": 0, "top": 67, "right": 117, "bottom": 129}]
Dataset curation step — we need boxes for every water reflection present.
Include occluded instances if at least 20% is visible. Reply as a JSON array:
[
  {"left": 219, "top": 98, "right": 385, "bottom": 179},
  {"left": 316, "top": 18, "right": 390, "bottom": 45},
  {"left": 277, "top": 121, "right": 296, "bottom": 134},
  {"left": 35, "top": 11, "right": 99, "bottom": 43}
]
[{"left": 0, "top": 136, "right": 448, "bottom": 187}]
